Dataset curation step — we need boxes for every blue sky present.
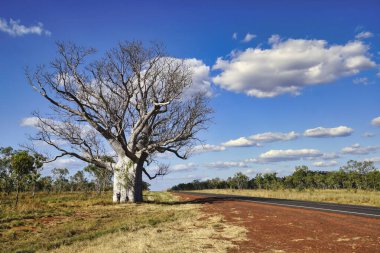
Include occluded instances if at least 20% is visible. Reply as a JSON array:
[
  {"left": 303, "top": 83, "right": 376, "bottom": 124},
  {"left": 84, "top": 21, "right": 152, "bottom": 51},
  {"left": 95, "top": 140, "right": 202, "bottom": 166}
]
[{"left": 1, "top": 0, "right": 380, "bottom": 190}]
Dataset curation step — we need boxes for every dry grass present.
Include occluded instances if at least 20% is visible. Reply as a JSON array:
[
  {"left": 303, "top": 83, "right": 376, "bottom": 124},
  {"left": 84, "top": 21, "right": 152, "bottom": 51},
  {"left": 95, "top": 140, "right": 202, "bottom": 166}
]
[
  {"left": 49, "top": 205, "right": 247, "bottom": 253},
  {"left": 191, "top": 189, "right": 380, "bottom": 206},
  {"left": 0, "top": 191, "right": 247, "bottom": 253}
]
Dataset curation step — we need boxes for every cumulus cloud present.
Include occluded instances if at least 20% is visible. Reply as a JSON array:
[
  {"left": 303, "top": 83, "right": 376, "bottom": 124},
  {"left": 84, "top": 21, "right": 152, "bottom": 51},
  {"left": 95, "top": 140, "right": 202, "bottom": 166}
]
[
  {"left": 212, "top": 36, "right": 376, "bottom": 97},
  {"left": 355, "top": 31, "right": 374, "bottom": 40},
  {"left": 304, "top": 126, "right": 353, "bottom": 138},
  {"left": 268, "top": 34, "right": 281, "bottom": 45},
  {"left": 222, "top": 131, "right": 298, "bottom": 147},
  {"left": 20, "top": 117, "right": 40, "bottom": 127},
  {"left": 205, "top": 161, "right": 248, "bottom": 169},
  {"left": 222, "top": 137, "right": 259, "bottom": 147},
  {"left": 242, "top": 33, "right": 256, "bottom": 42},
  {"left": 306, "top": 152, "right": 340, "bottom": 161},
  {"left": 0, "top": 17, "right": 51, "bottom": 36},
  {"left": 254, "top": 149, "right": 322, "bottom": 163},
  {"left": 182, "top": 58, "right": 213, "bottom": 98},
  {"left": 371, "top": 116, "right": 380, "bottom": 126},
  {"left": 171, "top": 163, "right": 198, "bottom": 173},
  {"left": 341, "top": 143, "right": 380, "bottom": 155},
  {"left": 313, "top": 160, "right": 338, "bottom": 167},
  {"left": 318, "top": 153, "right": 340, "bottom": 160},
  {"left": 192, "top": 144, "right": 226, "bottom": 154}
]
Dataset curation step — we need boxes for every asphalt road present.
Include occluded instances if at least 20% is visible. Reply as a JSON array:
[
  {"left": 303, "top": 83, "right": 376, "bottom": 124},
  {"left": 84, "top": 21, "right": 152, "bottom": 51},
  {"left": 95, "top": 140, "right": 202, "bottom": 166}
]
[{"left": 179, "top": 191, "right": 380, "bottom": 219}]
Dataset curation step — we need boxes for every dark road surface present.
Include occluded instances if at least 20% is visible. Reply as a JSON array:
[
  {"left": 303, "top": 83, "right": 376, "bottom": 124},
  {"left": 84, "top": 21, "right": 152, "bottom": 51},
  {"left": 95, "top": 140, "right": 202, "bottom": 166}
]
[{"left": 179, "top": 191, "right": 380, "bottom": 218}]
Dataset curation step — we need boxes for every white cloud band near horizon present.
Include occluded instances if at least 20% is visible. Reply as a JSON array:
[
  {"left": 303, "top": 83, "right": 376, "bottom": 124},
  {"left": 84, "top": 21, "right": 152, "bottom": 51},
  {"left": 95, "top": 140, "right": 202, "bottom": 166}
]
[
  {"left": 192, "top": 144, "right": 226, "bottom": 154},
  {"left": 222, "top": 131, "right": 298, "bottom": 147},
  {"left": 341, "top": 143, "right": 380, "bottom": 155},
  {"left": 313, "top": 160, "right": 338, "bottom": 167},
  {"left": 304, "top": 126, "right": 353, "bottom": 138},
  {"left": 254, "top": 149, "right": 323, "bottom": 163}
]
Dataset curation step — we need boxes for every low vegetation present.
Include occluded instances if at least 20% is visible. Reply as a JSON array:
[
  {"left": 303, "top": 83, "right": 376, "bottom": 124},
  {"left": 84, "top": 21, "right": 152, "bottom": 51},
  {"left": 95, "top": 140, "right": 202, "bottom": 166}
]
[
  {"left": 191, "top": 189, "right": 380, "bottom": 206},
  {"left": 171, "top": 160, "right": 380, "bottom": 191},
  {"left": 0, "top": 191, "right": 246, "bottom": 253},
  {"left": 171, "top": 160, "right": 380, "bottom": 206}
]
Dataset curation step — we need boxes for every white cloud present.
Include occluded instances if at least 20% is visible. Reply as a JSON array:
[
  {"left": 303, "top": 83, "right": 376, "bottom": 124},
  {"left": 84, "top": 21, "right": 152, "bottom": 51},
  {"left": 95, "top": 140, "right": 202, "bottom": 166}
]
[
  {"left": 255, "top": 149, "right": 322, "bottom": 163},
  {"left": 212, "top": 36, "right": 376, "bottom": 98},
  {"left": 355, "top": 31, "right": 374, "bottom": 40},
  {"left": 371, "top": 116, "right": 380, "bottom": 126},
  {"left": 313, "top": 160, "right": 338, "bottom": 167},
  {"left": 268, "top": 34, "right": 281, "bottom": 45},
  {"left": 192, "top": 144, "right": 226, "bottom": 154},
  {"left": 0, "top": 17, "right": 51, "bottom": 37},
  {"left": 206, "top": 161, "right": 248, "bottom": 169},
  {"left": 304, "top": 126, "right": 353, "bottom": 138},
  {"left": 242, "top": 33, "right": 256, "bottom": 43},
  {"left": 222, "top": 137, "right": 259, "bottom": 147},
  {"left": 353, "top": 77, "right": 369, "bottom": 85},
  {"left": 182, "top": 58, "right": 213, "bottom": 98},
  {"left": 243, "top": 169, "right": 256, "bottom": 174},
  {"left": 20, "top": 116, "right": 40, "bottom": 127},
  {"left": 171, "top": 163, "right": 198, "bottom": 173},
  {"left": 223, "top": 131, "right": 298, "bottom": 147},
  {"left": 363, "top": 157, "right": 380, "bottom": 164},
  {"left": 341, "top": 143, "right": 380, "bottom": 155},
  {"left": 307, "top": 152, "right": 340, "bottom": 161},
  {"left": 232, "top": 32, "right": 237, "bottom": 40},
  {"left": 44, "top": 157, "right": 84, "bottom": 171},
  {"left": 20, "top": 116, "right": 94, "bottom": 138}
]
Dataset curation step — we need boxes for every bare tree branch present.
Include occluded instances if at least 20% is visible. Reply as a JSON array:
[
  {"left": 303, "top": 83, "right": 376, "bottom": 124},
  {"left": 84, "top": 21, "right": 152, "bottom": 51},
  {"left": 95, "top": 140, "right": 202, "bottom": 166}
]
[{"left": 27, "top": 41, "right": 212, "bottom": 201}]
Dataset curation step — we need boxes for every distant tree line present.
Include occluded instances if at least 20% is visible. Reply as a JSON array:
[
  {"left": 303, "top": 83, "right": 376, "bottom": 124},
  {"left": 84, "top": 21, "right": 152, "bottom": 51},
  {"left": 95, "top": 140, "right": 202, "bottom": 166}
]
[
  {"left": 0, "top": 147, "right": 150, "bottom": 206},
  {"left": 170, "top": 160, "right": 380, "bottom": 191}
]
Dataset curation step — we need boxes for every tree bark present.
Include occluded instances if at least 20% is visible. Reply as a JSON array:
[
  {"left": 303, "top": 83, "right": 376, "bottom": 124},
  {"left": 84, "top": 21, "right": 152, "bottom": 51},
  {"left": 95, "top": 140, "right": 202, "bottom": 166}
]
[
  {"left": 113, "top": 155, "right": 145, "bottom": 203},
  {"left": 113, "top": 157, "right": 128, "bottom": 203},
  {"left": 128, "top": 159, "right": 143, "bottom": 203}
]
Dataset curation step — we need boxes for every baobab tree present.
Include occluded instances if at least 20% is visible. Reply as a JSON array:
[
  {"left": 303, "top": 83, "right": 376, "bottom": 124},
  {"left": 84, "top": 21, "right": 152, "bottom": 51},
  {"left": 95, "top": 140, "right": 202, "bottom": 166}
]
[{"left": 26, "top": 41, "right": 211, "bottom": 202}]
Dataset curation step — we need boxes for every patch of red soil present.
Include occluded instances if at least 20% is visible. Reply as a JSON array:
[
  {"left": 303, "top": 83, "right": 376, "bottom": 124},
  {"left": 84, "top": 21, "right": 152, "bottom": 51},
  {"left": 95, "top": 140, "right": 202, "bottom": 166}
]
[
  {"left": 175, "top": 193, "right": 380, "bottom": 253},
  {"left": 39, "top": 216, "right": 68, "bottom": 225}
]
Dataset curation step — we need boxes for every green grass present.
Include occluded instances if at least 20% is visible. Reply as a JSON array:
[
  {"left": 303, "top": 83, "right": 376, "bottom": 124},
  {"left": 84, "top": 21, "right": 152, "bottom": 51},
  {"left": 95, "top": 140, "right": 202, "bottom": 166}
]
[
  {"left": 0, "top": 191, "right": 180, "bottom": 252},
  {"left": 190, "top": 189, "right": 380, "bottom": 206}
]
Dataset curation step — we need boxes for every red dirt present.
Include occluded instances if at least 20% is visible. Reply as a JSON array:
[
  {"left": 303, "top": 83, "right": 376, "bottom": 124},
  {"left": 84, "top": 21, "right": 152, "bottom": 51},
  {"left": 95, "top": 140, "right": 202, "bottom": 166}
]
[{"left": 175, "top": 193, "right": 380, "bottom": 253}]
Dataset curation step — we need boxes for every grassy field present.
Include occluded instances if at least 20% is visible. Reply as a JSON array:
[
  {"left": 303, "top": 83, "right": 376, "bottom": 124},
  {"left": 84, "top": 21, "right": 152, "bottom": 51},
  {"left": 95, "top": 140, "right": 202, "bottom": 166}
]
[
  {"left": 0, "top": 191, "right": 246, "bottom": 253},
  {"left": 191, "top": 189, "right": 380, "bottom": 206}
]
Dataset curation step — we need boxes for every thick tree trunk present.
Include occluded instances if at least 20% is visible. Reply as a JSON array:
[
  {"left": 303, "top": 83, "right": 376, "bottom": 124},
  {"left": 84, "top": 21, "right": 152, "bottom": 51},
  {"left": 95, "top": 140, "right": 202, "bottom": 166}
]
[
  {"left": 127, "top": 160, "right": 143, "bottom": 203},
  {"left": 113, "top": 155, "right": 144, "bottom": 203},
  {"left": 113, "top": 157, "right": 128, "bottom": 203}
]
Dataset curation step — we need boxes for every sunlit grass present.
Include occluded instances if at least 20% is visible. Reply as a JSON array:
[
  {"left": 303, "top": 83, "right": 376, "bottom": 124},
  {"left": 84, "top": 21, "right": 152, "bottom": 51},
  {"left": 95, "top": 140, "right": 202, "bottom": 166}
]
[
  {"left": 191, "top": 189, "right": 380, "bottom": 206},
  {"left": 0, "top": 191, "right": 246, "bottom": 253}
]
